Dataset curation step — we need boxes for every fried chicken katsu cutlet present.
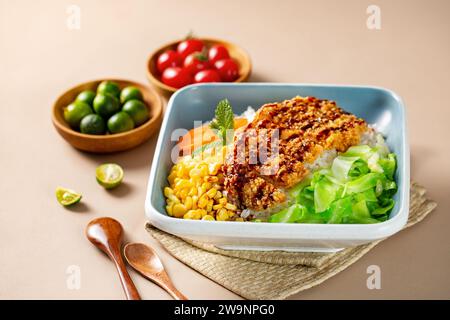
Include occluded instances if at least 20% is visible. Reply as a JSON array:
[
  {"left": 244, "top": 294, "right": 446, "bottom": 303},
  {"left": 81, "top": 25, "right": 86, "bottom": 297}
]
[{"left": 223, "top": 96, "right": 369, "bottom": 211}]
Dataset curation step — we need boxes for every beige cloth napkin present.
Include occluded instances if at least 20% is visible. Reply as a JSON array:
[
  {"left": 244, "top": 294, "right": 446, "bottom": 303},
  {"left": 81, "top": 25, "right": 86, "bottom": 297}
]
[{"left": 146, "top": 182, "right": 436, "bottom": 300}]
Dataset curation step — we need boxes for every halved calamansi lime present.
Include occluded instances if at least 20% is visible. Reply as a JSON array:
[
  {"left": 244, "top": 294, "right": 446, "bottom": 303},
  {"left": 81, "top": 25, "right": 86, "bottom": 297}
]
[
  {"left": 56, "top": 187, "right": 82, "bottom": 206},
  {"left": 96, "top": 163, "right": 124, "bottom": 189}
]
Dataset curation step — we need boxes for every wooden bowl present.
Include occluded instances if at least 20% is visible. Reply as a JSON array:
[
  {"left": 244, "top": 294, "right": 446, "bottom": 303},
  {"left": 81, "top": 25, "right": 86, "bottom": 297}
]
[
  {"left": 146, "top": 37, "right": 252, "bottom": 96},
  {"left": 52, "top": 79, "right": 163, "bottom": 153}
]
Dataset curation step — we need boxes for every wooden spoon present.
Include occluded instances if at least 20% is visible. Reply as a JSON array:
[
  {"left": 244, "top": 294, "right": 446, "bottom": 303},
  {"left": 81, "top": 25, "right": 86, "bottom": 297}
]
[
  {"left": 85, "top": 217, "right": 141, "bottom": 300},
  {"left": 124, "top": 243, "right": 187, "bottom": 300}
]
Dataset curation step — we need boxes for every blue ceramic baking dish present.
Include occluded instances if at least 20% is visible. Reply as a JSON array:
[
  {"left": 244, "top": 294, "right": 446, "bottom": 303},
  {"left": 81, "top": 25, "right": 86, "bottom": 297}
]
[{"left": 145, "top": 83, "right": 409, "bottom": 252}]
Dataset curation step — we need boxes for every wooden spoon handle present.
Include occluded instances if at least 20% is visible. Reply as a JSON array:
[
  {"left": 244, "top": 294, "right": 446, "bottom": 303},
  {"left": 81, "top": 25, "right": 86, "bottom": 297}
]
[
  {"left": 111, "top": 251, "right": 141, "bottom": 300},
  {"left": 164, "top": 283, "right": 188, "bottom": 300},
  {"left": 159, "top": 272, "right": 188, "bottom": 300}
]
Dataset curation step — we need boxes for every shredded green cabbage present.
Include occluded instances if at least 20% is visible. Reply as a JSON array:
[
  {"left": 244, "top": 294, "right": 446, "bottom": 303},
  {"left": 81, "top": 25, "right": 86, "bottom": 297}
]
[{"left": 268, "top": 137, "right": 397, "bottom": 224}]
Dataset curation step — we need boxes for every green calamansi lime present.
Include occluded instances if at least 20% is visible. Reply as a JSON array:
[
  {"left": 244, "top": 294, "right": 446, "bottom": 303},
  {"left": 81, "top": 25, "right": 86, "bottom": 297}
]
[
  {"left": 97, "top": 81, "right": 120, "bottom": 99},
  {"left": 122, "top": 99, "right": 150, "bottom": 126},
  {"left": 56, "top": 187, "right": 82, "bottom": 206},
  {"left": 80, "top": 114, "right": 106, "bottom": 135},
  {"left": 93, "top": 93, "right": 120, "bottom": 119},
  {"left": 107, "top": 111, "right": 135, "bottom": 134},
  {"left": 96, "top": 163, "right": 124, "bottom": 189},
  {"left": 120, "top": 86, "right": 143, "bottom": 104},
  {"left": 64, "top": 101, "right": 93, "bottom": 129},
  {"left": 75, "top": 90, "right": 96, "bottom": 106}
]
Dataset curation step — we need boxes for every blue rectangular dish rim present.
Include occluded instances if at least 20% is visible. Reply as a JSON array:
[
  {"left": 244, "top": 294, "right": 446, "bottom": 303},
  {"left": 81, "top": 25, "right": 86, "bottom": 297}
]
[{"left": 145, "top": 83, "right": 410, "bottom": 242}]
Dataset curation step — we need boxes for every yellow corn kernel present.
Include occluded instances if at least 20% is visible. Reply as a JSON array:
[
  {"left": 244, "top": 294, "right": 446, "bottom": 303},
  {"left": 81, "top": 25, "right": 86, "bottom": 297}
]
[
  {"left": 202, "top": 215, "right": 215, "bottom": 221},
  {"left": 165, "top": 203, "right": 174, "bottom": 216},
  {"left": 197, "top": 195, "right": 209, "bottom": 209},
  {"left": 188, "top": 187, "right": 197, "bottom": 196},
  {"left": 227, "top": 210, "right": 235, "bottom": 217},
  {"left": 172, "top": 203, "right": 187, "bottom": 218},
  {"left": 191, "top": 195, "right": 198, "bottom": 209},
  {"left": 182, "top": 167, "right": 191, "bottom": 177},
  {"left": 218, "top": 198, "right": 227, "bottom": 205},
  {"left": 168, "top": 172, "right": 177, "bottom": 185},
  {"left": 189, "top": 168, "right": 202, "bottom": 179},
  {"left": 196, "top": 209, "right": 207, "bottom": 217},
  {"left": 164, "top": 187, "right": 174, "bottom": 197},
  {"left": 206, "top": 188, "right": 217, "bottom": 198},
  {"left": 216, "top": 208, "right": 229, "bottom": 221},
  {"left": 178, "top": 188, "right": 189, "bottom": 200},
  {"left": 183, "top": 210, "right": 200, "bottom": 220},
  {"left": 183, "top": 210, "right": 195, "bottom": 220},
  {"left": 168, "top": 194, "right": 180, "bottom": 203},
  {"left": 176, "top": 166, "right": 185, "bottom": 178},
  {"left": 213, "top": 204, "right": 223, "bottom": 210},
  {"left": 206, "top": 199, "right": 214, "bottom": 212},
  {"left": 235, "top": 217, "right": 244, "bottom": 222},
  {"left": 202, "top": 182, "right": 212, "bottom": 190},
  {"left": 214, "top": 191, "right": 222, "bottom": 200},
  {"left": 175, "top": 179, "right": 192, "bottom": 189},
  {"left": 197, "top": 186, "right": 206, "bottom": 197},
  {"left": 184, "top": 196, "right": 193, "bottom": 210},
  {"left": 199, "top": 163, "right": 209, "bottom": 176},
  {"left": 194, "top": 163, "right": 204, "bottom": 172},
  {"left": 225, "top": 203, "right": 237, "bottom": 211}
]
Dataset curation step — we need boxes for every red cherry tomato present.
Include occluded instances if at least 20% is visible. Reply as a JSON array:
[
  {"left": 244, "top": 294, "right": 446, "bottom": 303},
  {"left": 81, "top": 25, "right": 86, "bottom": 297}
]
[
  {"left": 177, "top": 39, "right": 205, "bottom": 59},
  {"left": 156, "top": 50, "right": 182, "bottom": 74},
  {"left": 208, "top": 45, "right": 230, "bottom": 64},
  {"left": 183, "top": 52, "right": 210, "bottom": 75},
  {"left": 214, "top": 59, "right": 239, "bottom": 82},
  {"left": 161, "top": 67, "right": 193, "bottom": 88},
  {"left": 194, "top": 70, "right": 221, "bottom": 83}
]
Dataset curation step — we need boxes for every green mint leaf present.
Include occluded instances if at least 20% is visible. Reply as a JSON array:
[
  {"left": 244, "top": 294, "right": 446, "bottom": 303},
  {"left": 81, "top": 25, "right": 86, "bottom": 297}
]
[
  {"left": 209, "top": 120, "right": 220, "bottom": 130},
  {"left": 210, "top": 99, "right": 234, "bottom": 145},
  {"left": 215, "top": 99, "right": 234, "bottom": 131}
]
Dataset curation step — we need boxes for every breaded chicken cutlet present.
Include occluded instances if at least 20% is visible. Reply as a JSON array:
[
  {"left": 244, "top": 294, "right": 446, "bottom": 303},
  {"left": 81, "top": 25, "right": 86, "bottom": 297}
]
[{"left": 223, "top": 96, "right": 369, "bottom": 211}]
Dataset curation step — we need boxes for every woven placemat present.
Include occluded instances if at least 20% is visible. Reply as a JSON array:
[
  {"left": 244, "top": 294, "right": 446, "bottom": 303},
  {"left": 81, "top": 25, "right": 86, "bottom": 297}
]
[{"left": 146, "top": 182, "right": 436, "bottom": 300}]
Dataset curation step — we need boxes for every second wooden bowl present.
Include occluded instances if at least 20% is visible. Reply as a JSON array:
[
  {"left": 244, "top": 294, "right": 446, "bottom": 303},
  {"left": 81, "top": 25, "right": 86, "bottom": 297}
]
[
  {"left": 52, "top": 79, "right": 163, "bottom": 153},
  {"left": 147, "top": 37, "right": 252, "bottom": 96}
]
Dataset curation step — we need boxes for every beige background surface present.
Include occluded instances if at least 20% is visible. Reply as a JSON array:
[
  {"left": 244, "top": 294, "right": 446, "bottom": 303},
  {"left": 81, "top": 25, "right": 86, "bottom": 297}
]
[{"left": 1, "top": 0, "right": 449, "bottom": 299}]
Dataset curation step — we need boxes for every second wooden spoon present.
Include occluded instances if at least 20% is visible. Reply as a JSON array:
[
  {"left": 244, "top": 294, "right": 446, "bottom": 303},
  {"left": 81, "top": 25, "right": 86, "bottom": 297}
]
[{"left": 124, "top": 243, "right": 187, "bottom": 300}]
